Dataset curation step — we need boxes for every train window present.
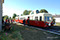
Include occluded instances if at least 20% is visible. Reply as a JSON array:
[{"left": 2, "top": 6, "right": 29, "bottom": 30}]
[
  {"left": 47, "top": 16, "right": 52, "bottom": 21},
  {"left": 49, "top": 17, "right": 52, "bottom": 20},
  {"left": 44, "top": 16, "right": 46, "bottom": 21},
  {"left": 40, "top": 16, "right": 42, "bottom": 21},
  {"left": 20, "top": 18, "right": 24, "bottom": 20},
  {"left": 35, "top": 17, "right": 38, "bottom": 21},
  {"left": 47, "top": 17, "right": 49, "bottom": 21},
  {"left": 31, "top": 12, "right": 34, "bottom": 14},
  {"left": 36, "top": 10, "right": 39, "bottom": 14},
  {"left": 51, "top": 17, "right": 53, "bottom": 21}
]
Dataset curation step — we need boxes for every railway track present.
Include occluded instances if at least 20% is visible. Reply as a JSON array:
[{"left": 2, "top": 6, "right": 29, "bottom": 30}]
[
  {"left": 29, "top": 26, "right": 60, "bottom": 35},
  {"left": 15, "top": 22, "right": 60, "bottom": 35}
]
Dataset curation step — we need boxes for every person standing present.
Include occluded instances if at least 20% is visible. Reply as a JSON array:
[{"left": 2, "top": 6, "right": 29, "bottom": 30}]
[
  {"left": 23, "top": 19, "right": 26, "bottom": 26},
  {"left": 27, "top": 17, "right": 30, "bottom": 26},
  {"left": 8, "top": 19, "right": 10, "bottom": 23}
]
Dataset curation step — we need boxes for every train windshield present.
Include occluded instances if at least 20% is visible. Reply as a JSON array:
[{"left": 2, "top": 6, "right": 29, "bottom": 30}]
[
  {"left": 47, "top": 16, "right": 52, "bottom": 21},
  {"left": 44, "top": 16, "right": 52, "bottom": 21}
]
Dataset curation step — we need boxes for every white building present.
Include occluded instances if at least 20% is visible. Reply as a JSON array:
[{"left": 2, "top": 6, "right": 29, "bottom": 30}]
[
  {"left": 53, "top": 15, "right": 60, "bottom": 23},
  {"left": 0, "top": 0, "right": 4, "bottom": 30}
]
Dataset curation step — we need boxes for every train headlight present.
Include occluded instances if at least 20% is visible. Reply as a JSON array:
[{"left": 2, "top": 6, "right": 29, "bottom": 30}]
[{"left": 49, "top": 23, "right": 51, "bottom": 26}]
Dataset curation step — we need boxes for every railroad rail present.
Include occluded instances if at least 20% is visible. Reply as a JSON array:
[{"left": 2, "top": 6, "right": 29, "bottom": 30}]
[
  {"left": 28, "top": 26, "right": 60, "bottom": 35},
  {"left": 15, "top": 22, "right": 60, "bottom": 35}
]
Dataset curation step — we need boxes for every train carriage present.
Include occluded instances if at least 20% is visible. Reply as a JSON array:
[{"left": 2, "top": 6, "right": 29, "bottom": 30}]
[{"left": 15, "top": 10, "right": 55, "bottom": 28}]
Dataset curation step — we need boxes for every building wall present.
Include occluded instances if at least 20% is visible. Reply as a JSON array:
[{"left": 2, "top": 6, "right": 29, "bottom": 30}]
[{"left": 55, "top": 17, "right": 60, "bottom": 23}]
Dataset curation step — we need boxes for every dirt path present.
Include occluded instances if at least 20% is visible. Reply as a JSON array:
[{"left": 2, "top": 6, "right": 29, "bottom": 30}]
[{"left": 11, "top": 24, "right": 60, "bottom": 40}]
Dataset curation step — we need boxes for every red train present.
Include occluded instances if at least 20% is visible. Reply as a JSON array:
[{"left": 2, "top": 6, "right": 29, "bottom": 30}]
[{"left": 15, "top": 11, "right": 55, "bottom": 28}]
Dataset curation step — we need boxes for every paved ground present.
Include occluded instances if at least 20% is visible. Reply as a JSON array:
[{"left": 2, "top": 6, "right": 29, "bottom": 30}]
[{"left": 12, "top": 23, "right": 60, "bottom": 40}]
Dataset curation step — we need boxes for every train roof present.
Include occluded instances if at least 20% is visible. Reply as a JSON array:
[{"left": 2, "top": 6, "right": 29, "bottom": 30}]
[{"left": 20, "top": 13, "right": 52, "bottom": 17}]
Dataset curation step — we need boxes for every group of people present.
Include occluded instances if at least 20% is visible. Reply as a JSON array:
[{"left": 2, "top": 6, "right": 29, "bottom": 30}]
[
  {"left": 5, "top": 19, "right": 14, "bottom": 23},
  {"left": 23, "top": 17, "right": 30, "bottom": 26},
  {"left": 2, "top": 18, "right": 14, "bottom": 31},
  {"left": 2, "top": 17, "right": 30, "bottom": 30}
]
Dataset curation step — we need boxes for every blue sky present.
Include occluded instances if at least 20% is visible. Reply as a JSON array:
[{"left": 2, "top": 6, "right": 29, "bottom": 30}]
[{"left": 3, "top": 0, "right": 60, "bottom": 17}]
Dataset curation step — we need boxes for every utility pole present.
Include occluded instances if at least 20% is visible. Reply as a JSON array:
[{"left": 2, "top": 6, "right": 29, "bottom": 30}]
[{"left": 0, "top": 0, "right": 4, "bottom": 31}]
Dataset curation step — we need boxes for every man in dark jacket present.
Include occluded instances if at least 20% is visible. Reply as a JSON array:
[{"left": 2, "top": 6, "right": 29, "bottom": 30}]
[
  {"left": 27, "top": 17, "right": 30, "bottom": 26},
  {"left": 23, "top": 19, "right": 25, "bottom": 26}
]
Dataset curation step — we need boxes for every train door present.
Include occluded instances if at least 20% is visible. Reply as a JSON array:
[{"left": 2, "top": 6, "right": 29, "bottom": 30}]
[{"left": 40, "top": 16, "right": 42, "bottom": 21}]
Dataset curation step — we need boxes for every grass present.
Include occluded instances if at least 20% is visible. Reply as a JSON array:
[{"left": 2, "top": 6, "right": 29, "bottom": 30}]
[
  {"left": 0, "top": 24, "right": 22, "bottom": 40},
  {"left": 56, "top": 22, "right": 60, "bottom": 26}
]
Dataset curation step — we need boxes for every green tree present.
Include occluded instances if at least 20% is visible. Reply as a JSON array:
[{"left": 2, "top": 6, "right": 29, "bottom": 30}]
[
  {"left": 3, "top": 15, "right": 8, "bottom": 20},
  {"left": 13, "top": 13, "right": 17, "bottom": 19},
  {"left": 23, "top": 10, "right": 28, "bottom": 15},
  {"left": 23, "top": 10, "right": 31, "bottom": 15},
  {"left": 40, "top": 9, "right": 48, "bottom": 13},
  {"left": 21, "top": 14, "right": 23, "bottom": 16},
  {"left": 28, "top": 11, "right": 31, "bottom": 14},
  {"left": 9, "top": 17, "right": 11, "bottom": 19}
]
